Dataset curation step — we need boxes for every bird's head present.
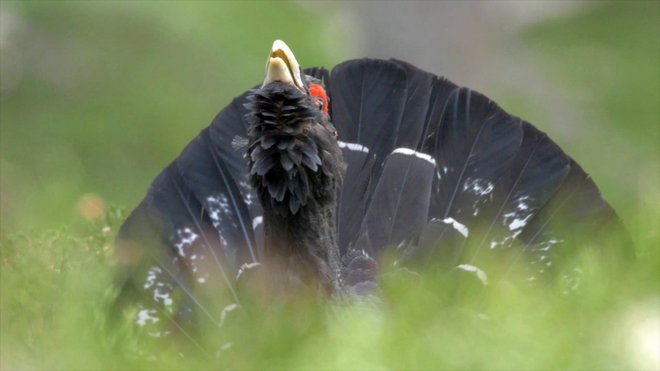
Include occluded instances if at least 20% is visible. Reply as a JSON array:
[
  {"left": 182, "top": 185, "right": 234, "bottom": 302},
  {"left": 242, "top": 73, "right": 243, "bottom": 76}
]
[{"left": 245, "top": 40, "right": 344, "bottom": 216}]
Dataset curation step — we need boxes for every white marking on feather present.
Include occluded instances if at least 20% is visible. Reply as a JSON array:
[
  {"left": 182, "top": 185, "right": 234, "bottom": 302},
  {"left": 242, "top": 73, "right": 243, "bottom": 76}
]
[
  {"left": 456, "top": 264, "right": 488, "bottom": 285},
  {"left": 219, "top": 303, "right": 240, "bottom": 327},
  {"left": 236, "top": 262, "right": 262, "bottom": 280},
  {"left": 461, "top": 178, "right": 495, "bottom": 217},
  {"left": 501, "top": 195, "right": 535, "bottom": 238},
  {"left": 338, "top": 141, "right": 369, "bottom": 153},
  {"left": 207, "top": 195, "right": 231, "bottom": 246},
  {"left": 136, "top": 309, "right": 160, "bottom": 327},
  {"left": 207, "top": 194, "right": 230, "bottom": 214},
  {"left": 143, "top": 267, "right": 174, "bottom": 307},
  {"left": 236, "top": 180, "right": 257, "bottom": 207},
  {"left": 391, "top": 147, "right": 436, "bottom": 165},
  {"left": 252, "top": 216, "right": 263, "bottom": 229},
  {"left": 154, "top": 289, "right": 173, "bottom": 307},
  {"left": 436, "top": 165, "right": 449, "bottom": 181},
  {"left": 144, "top": 267, "right": 178, "bottom": 310},
  {"left": 144, "top": 267, "right": 161, "bottom": 290},
  {"left": 173, "top": 228, "right": 198, "bottom": 258},
  {"left": 535, "top": 238, "right": 563, "bottom": 252},
  {"left": 508, "top": 215, "right": 532, "bottom": 231},
  {"left": 489, "top": 234, "right": 519, "bottom": 249},
  {"left": 463, "top": 178, "right": 494, "bottom": 196},
  {"left": 442, "top": 217, "right": 469, "bottom": 238}
]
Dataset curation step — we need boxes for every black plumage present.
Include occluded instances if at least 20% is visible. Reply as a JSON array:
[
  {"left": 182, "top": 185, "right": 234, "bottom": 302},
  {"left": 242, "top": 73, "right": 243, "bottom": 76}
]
[
  {"left": 244, "top": 80, "right": 344, "bottom": 294},
  {"left": 114, "top": 47, "right": 630, "bottom": 344}
]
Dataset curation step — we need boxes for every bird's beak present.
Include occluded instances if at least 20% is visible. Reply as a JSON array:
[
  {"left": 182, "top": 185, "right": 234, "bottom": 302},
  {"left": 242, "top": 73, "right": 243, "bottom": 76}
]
[{"left": 263, "top": 40, "right": 305, "bottom": 91}]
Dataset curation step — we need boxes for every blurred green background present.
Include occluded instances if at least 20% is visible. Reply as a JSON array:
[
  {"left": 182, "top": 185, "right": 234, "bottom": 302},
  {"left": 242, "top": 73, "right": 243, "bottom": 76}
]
[
  {"left": 1, "top": 1, "right": 658, "bottom": 369},
  {"left": 0, "top": 1, "right": 355, "bottom": 235}
]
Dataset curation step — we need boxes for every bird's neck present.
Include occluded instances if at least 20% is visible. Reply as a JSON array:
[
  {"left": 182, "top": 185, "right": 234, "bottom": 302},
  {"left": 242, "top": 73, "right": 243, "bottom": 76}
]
[{"left": 262, "top": 201, "right": 343, "bottom": 294}]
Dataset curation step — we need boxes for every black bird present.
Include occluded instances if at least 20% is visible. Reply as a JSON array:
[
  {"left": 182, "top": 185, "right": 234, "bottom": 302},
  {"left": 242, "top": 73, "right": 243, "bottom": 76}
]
[{"left": 114, "top": 40, "right": 629, "bottom": 341}]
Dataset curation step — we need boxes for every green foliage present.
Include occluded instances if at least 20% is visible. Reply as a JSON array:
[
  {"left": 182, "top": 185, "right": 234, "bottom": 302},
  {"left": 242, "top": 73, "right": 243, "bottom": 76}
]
[{"left": 1, "top": 214, "right": 657, "bottom": 369}]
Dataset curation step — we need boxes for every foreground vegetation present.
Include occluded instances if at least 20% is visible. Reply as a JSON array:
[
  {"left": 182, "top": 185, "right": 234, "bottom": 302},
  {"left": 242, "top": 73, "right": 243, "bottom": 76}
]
[
  {"left": 1, "top": 210, "right": 657, "bottom": 369},
  {"left": 1, "top": 2, "right": 658, "bottom": 370}
]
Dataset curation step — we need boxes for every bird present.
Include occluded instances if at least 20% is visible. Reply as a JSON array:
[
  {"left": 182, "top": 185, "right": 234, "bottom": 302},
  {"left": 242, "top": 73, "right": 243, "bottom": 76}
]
[{"left": 113, "top": 40, "right": 630, "bottom": 344}]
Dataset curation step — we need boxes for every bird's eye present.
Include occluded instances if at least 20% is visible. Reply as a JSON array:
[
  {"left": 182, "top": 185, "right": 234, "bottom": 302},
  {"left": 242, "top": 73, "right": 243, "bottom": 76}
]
[
  {"left": 309, "top": 83, "right": 329, "bottom": 115},
  {"left": 314, "top": 96, "right": 325, "bottom": 110}
]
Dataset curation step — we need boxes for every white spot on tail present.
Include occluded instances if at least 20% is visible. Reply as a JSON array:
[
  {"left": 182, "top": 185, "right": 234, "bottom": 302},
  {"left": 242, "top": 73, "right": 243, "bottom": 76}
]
[
  {"left": 144, "top": 266, "right": 174, "bottom": 308},
  {"left": 508, "top": 215, "right": 532, "bottom": 232},
  {"left": 219, "top": 303, "right": 240, "bottom": 327},
  {"left": 136, "top": 309, "right": 160, "bottom": 327},
  {"left": 456, "top": 264, "right": 488, "bottom": 285},
  {"left": 207, "top": 194, "right": 231, "bottom": 246},
  {"left": 236, "top": 262, "right": 262, "bottom": 280},
  {"left": 391, "top": 147, "right": 436, "bottom": 165},
  {"left": 442, "top": 217, "right": 469, "bottom": 238},
  {"left": 173, "top": 228, "right": 199, "bottom": 258},
  {"left": 252, "top": 216, "right": 263, "bottom": 229},
  {"left": 144, "top": 266, "right": 162, "bottom": 290},
  {"left": 437, "top": 165, "right": 450, "bottom": 181},
  {"left": 338, "top": 141, "right": 369, "bottom": 153},
  {"left": 464, "top": 178, "right": 494, "bottom": 197},
  {"left": 502, "top": 195, "right": 534, "bottom": 236}
]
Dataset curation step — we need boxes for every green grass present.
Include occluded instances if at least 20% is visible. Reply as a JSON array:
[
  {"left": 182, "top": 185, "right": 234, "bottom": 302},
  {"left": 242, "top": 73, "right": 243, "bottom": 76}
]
[
  {"left": 1, "top": 2, "right": 658, "bottom": 370},
  {"left": 1, "top": 213, "right": 657, "bottom": 369}
]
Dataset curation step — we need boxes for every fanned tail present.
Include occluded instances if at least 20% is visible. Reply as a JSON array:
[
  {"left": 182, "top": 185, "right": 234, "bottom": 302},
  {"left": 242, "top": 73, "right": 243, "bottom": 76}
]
[
  {"left": 328, "top": 59, "right": 630, "bottom": 290},
  {"left": 113, "top": 93, "right": 257, "bottom": 349},
  {"left": 115, "top": 57, "right": 631, "bottom": 350}
]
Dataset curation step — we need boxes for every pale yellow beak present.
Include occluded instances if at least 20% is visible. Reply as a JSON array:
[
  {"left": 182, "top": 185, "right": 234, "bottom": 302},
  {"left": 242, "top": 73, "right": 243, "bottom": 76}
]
[{"left": 263, "top": 40, "right": 305, "bottom": 91}]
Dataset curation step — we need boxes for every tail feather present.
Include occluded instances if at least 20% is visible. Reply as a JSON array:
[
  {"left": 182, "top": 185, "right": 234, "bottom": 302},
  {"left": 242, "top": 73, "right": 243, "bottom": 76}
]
[
  {"left": 115, "top": 57, "right": 630, "bottom": 346},
  {"left": 331, "top": 59, "right": 435, "bottom": 254},
  {"left": 515, "top": 159, "right": 621, "bottom": 277},
  {"left": 417, "top": 75, "right": 460, "bottom": 153},
  {"left": 358, "top": 149, "right": 435, "bottom": 256},
  {"left": 468, "top": 122, "right": 571, "bottom": 261},
  {"left": 208, "top": 92, "right": 265, "bottom": 258},
  {"left": 330, "top": 60, "right": 628, "bottom": 282},
  {"left": 114, "top": 165, "right": 237, "bottom": 340},
  {"left": 428, "top": 87, "right": 523, "bottom": 223},
  {"left": 337, "top": 145, "right": 376, "bottom": 253},
  {"left": 177, "top": 129, "right": 258, "bottom": 266},
  {"left": 303, "top": 67, "right": 330, "bottom": 84},
  {"left": 388, "top": 59, "right": 435, "bottom": 150},
  {"left": 329, "top": 59, "right": 408, "bottom": 158},
  {"left": 152, "top": 164, "right": 239, "bottom": 306}
]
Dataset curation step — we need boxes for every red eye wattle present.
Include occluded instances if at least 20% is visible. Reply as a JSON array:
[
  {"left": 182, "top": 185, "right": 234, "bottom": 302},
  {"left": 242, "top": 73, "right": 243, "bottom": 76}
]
[{"left": 309, "top": 83, "right": 329, "bottom": 115}]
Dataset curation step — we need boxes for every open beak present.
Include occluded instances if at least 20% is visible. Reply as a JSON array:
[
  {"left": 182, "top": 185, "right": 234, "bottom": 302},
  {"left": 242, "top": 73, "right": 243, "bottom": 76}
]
[{"left": 263, "top": 40, "right": 305, "bottom": 91}]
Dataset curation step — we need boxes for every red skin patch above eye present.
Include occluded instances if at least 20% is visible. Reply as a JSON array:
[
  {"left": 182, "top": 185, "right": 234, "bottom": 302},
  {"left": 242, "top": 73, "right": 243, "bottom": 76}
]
[{"left": 309, "top": 83, "right": 329, "bottom": 115}]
